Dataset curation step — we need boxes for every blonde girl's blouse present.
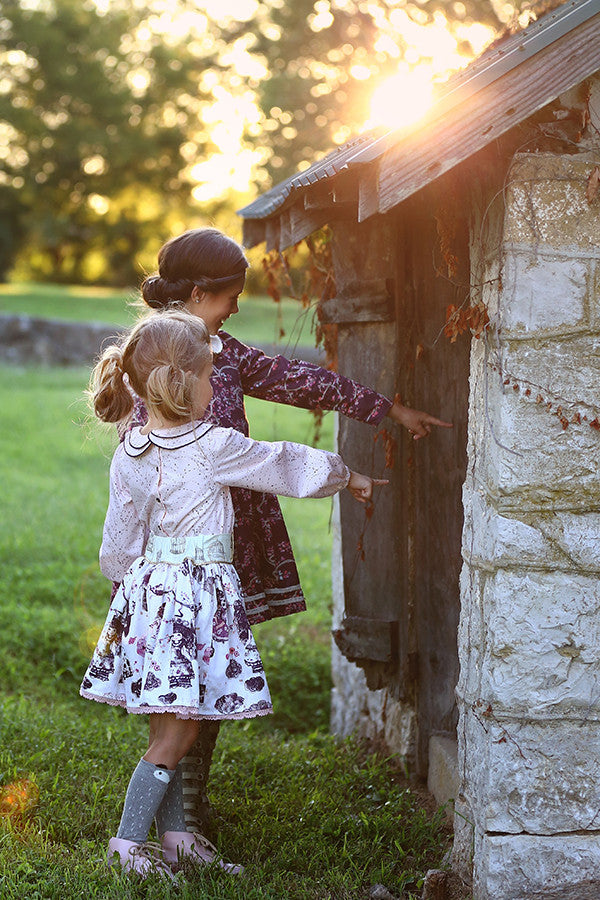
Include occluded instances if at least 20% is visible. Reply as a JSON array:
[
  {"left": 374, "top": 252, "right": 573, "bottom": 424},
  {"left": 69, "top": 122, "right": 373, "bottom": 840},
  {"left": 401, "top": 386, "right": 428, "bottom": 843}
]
[{"left": 99, "top": 423, "right": 351, "bottom": 584}]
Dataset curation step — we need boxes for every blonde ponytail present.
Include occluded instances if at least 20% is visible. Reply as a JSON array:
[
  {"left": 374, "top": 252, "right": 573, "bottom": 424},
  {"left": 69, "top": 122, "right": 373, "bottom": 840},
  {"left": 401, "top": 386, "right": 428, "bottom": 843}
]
[
  {"left": 90, "top": 345, "right": 134, "bottom": 423},
  {"left": 88, "top": 310, "right": 211, "bottom": 425},
  {"left": 146, "top": 363, "right": 192, "bottom": 421}
]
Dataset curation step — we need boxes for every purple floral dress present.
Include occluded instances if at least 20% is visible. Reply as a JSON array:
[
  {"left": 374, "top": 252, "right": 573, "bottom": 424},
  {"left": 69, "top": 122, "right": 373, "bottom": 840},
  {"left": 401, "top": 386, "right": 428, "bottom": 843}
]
[{"left": 123, "top": 332, "right": 392, "bottom": 624}]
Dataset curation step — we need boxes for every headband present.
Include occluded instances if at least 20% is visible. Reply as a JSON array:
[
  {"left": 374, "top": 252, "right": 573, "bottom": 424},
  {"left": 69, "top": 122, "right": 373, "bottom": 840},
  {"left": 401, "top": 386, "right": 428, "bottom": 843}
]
[{"left": 194, "top": 270, "right": 247, "bottom": 287}]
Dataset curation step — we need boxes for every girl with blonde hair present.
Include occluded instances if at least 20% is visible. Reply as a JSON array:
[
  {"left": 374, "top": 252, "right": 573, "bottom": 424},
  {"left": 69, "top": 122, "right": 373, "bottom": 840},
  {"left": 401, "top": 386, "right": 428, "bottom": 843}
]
[{"left": 81, "top": 309, "right": 385, "bottom": 878}]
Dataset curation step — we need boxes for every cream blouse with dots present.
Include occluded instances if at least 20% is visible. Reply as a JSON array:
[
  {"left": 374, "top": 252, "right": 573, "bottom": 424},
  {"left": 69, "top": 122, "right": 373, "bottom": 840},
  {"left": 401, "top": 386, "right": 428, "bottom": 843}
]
[{"left": 100, "top": 422, "right": 351, "bottom": 584}]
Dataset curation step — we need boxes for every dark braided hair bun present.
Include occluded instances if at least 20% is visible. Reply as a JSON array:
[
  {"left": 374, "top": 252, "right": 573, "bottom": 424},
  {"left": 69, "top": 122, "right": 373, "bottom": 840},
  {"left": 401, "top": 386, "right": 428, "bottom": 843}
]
[
  {"left": 141, "top": 228, "right": 248, "bottom": 311},
  {"left": 141, "top": 275, "right": 195, "bottom": 309}
]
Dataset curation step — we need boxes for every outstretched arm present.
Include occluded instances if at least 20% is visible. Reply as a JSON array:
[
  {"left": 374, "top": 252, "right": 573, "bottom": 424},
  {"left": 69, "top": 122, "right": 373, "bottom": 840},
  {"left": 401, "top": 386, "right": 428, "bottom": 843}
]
[
  {"left": 231, "top": 337, "right": 451, "bottom": 436},
  {"left": 210, "top": 428, "right": 351, "bottom": 498},
  {"left": 233, "top": 336, "right": 392, "bottom": 425}
]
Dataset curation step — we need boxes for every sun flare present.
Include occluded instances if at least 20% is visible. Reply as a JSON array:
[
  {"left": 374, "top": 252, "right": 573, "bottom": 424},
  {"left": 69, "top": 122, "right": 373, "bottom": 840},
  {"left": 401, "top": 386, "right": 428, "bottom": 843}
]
[
  {"left": 365, "top": 17, "right": 496, "bottom": 131},
  {"left": 367, "top": 65, "right": 436, "bottom": 131}
]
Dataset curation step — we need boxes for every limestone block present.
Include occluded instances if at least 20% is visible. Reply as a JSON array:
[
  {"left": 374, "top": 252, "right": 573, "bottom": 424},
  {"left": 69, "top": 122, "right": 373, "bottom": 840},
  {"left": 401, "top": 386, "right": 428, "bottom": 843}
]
[
  {"left": 500, "top": 249, "right": 589, "bottom": 336},
  {"left": 462, "top": 486, "right": 600, "bottom": 574},
  {"left": 381, "top": 695, "right": 416, "bottom": 756},
  {"left": 458, "top": 710, "right": 600, "bottom": 835},
  {"left": 451, "top": 796, "right": 476, "bottom": 883},
  {"left": 330, "top": 645, "right": 415, "bottom": 756},
  {"left": 471, "top": 251, "right": 502, "bottom": 321},
  {"left": 591, "top": 75, "right": 600, "bottom": 138},
  {"left": 560, "top": 72, "right": 600, "bottom": 144},
  {"left": 330, "top": 645, "right": 372, "bottom": 738},
  {"left": 480, "top": 267, "right": 501, "bottom": 321},
  {"left": 501, "top": 333, "right": 600, "bottom": 413},
  {"left": 456, "top": 564, "right": 485, "bottom": 702},
  {"left": 464, "top": 336, "right": 488, "bottom": 478},
  {"left": 543, "top": 510, "right": 600, "bottom": 571},
  {"left": 462, "top": 485, "right": 551, "bottom": 568},
  {"left": 428, "top": 734, "right": 459, "bottom": 810},
  {"left": 474, "top": 832, "right": 600, "bottom": 900},
  {"left": 478, "top": 569, "right": 600, "bottom": 717},
  {"left": 504, "top": 152, "right": 600, "bottom": 253},
  {"left": 479, "top": 385, "right": 600, "bottom": 507}
]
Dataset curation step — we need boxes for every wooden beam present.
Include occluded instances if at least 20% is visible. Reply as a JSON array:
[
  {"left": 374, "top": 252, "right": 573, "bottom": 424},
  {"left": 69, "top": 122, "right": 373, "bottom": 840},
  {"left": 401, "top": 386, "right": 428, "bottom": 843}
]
[
  {"left": 303, "top": 174, "right": 358, "bottom": 210},
  {"left": 242, "top": 219, "right": 266, "bottom": 249},
  {"left": 358, "top": 158, "right": 381, "bottom": 222},
  {"left": 279, "top": 210, "right": 293, "bottom": 249},
  {"left": 374, "top": 13, "right": 600, "bottom": 216},
  {"left": 303, "top": 183, "right": 333, "bottom": 210},
  {"left": 332, "top": 173, "right": 359, "bottom": 206},
  {"left": 287, "top": 204, "right": 331, "bottom": 246},
  {"left": 265, "top": 218, "right": 281, "bottom": 252},
  {"left": 319, "top": 277, "right": 394, "bottom": 324},
  {"left": 332, "top": 616, "right": 398, "bottom": 664}
]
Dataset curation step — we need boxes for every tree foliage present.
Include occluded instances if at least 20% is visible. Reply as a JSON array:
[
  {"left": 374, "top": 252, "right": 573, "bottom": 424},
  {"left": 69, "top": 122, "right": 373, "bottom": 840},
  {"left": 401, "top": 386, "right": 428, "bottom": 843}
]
[
  {"left": 0, "top": 0, "right": 534, "bottom": 284},
  {"left": 215, "top": 0, "right": 523, "bottom": 184},
  {"left": 0, "top": 0, "right": 212, "bottom": 283}
]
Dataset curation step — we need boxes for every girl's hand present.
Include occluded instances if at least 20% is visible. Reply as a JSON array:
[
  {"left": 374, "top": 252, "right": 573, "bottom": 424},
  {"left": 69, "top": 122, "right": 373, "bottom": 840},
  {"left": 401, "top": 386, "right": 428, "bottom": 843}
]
[
  {"left": 388, "top": 401, "right": 453, "bottom": 440},
  {"left": 347, "top": 471, "right": 389, "bottom": 504}
]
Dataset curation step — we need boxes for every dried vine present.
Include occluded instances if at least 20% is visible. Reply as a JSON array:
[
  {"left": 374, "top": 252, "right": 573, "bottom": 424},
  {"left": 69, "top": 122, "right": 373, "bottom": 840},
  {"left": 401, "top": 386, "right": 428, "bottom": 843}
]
[
  {"left": 435, "top": 92, "right": 600, "bottom": 436},
  {"left": 262, "top": 229, "right": 398, "bottom": 570},
  {"left": 261, "top": 226, "right": 337, "bottom": 368}
]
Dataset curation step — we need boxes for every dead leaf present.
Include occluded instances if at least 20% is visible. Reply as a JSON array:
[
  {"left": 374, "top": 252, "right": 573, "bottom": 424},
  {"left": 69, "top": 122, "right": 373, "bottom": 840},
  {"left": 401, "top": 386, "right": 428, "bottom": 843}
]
[{"left": 586, "top": 166, "right": 600, "bottom": 204}]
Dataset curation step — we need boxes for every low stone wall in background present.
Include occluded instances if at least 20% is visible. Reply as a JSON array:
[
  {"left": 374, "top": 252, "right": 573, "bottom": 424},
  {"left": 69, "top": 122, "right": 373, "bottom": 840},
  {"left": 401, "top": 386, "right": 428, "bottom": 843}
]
[
  {"left": 0, "top": 315, "right": 125, "bottom": 366},
  {"left": 0, "top": 314, "right": 324, "bottom": 366}
]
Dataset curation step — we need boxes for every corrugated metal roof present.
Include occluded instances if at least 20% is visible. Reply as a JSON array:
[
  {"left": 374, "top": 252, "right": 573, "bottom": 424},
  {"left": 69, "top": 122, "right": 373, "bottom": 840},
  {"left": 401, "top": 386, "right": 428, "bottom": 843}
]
[
  {"left": 238, "top": 0, "right": 600, "bottom": 225},
  {"left": 238, "top": 128, "right": 387, "bottom": 220}
]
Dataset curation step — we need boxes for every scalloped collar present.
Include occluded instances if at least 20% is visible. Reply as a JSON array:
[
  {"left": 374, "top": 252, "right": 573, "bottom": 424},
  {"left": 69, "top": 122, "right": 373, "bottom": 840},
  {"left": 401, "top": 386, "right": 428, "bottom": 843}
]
[{"left": 124, "top": 422, "right": 214, "bottom": 457}]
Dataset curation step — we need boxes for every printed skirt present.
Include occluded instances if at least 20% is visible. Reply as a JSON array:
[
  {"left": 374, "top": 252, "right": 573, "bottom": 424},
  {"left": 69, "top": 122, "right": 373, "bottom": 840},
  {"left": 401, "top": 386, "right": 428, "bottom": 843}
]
[{"left": 80, "top": 533, "right": 273, "bottom": 720}]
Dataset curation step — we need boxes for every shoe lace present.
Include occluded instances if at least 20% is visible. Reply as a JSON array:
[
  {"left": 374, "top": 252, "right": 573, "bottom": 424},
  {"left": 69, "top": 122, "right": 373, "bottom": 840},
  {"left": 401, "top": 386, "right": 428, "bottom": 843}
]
[
  {"left": 189, "top": 832, "right": 218, "bottom": 857},
  {"left": 129, "top": 840, "right": 173, "bottom": 873},
  {"left": 189, "top": 833, "right": 240, "bottom": 872}
]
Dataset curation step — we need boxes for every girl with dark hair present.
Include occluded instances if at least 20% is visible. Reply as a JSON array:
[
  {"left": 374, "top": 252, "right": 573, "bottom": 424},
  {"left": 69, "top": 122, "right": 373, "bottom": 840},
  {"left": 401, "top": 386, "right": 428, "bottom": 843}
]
[{"left": 127, "top": 227, "right": 451, "bottom": 839}]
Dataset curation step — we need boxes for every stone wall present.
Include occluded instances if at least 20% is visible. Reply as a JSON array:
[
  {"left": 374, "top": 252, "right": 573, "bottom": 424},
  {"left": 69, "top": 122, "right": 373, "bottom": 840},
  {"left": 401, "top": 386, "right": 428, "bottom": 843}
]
[
  {"left": 0, "top": 315, "right": 125, "bottom": 366},
  {"left": 454, "top": 147, "right": 600, "bottom": 898},
  {"left": 0, "top": 314, "right": 325, "bottom": 367}
]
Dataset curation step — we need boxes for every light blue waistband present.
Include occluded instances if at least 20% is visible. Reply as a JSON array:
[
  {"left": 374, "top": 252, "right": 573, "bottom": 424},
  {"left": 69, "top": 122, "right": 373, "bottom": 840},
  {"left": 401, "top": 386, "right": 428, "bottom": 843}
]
[{"left": 144, "top": 533, "right": 233, "bottom": 565}]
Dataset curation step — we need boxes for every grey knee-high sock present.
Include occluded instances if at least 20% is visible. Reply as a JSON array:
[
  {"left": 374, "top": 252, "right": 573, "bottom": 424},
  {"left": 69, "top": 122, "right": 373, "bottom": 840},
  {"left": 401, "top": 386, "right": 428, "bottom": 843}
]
[
  {"left": 116, "top": 758, "right": 174, "bottom": 843},
  {"left": 154, "top": 763, "right": 187, "bottom": 837}
]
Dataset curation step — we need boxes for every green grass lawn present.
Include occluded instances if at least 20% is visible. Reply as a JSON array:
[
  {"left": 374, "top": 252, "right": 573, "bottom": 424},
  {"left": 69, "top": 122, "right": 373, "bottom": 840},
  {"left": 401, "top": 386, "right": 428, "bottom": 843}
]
[
  {"left": 0, "top": 290, "right": 450, "bottom": 897},
  {"left": 0, "top": 282, "right": 321, "bottom": 352}
]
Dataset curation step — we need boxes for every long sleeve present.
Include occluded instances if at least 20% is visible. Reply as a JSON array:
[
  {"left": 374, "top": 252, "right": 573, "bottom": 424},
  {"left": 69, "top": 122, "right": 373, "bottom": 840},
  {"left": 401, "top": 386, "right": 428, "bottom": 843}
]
[
  {"left": 210, "top": 428, "right": 351, "bottom": 498},
  {"left": 228, "top": 335, "right": 392, "bottom": 424},
  {"left": 99, "top": 453, "right": 146, "bottom": 583}
]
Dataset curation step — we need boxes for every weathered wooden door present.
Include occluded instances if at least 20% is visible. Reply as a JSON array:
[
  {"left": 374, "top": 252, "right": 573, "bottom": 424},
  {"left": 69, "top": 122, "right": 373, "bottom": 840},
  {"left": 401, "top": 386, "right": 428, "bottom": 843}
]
[
  {"left": 329, "top": 186, "right": 469, "bottom": 775},
  {"left": 397, "top": 190, "right": 470, "bottom": 773}
]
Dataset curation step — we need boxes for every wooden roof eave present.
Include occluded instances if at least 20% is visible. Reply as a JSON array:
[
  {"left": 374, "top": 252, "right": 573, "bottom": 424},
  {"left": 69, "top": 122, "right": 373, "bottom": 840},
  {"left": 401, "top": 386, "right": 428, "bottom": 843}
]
[
  {"left": 242, "top": 7, "right": 600, "bottom": 250},
  {"left": 242, "top": 169, "right": 360, "bottom": 250},
  {"left": 360, "top": 8, "right": 600, "bottom": 221}
]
